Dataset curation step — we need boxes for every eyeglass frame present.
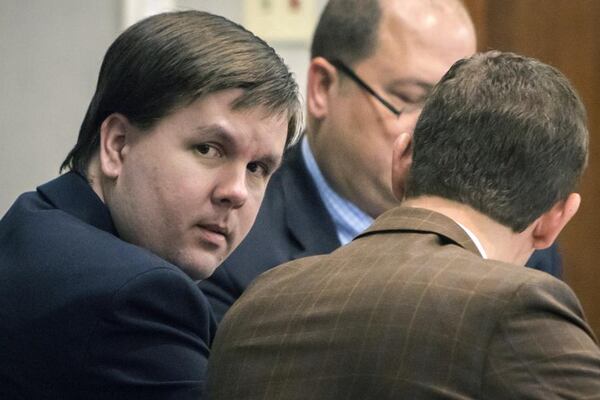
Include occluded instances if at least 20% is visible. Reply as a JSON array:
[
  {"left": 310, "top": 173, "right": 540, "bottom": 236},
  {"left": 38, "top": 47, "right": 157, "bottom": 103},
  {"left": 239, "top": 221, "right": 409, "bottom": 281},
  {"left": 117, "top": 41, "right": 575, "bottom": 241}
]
[{"left": 328, "top": 58, "right": 402, "bottom": 118}]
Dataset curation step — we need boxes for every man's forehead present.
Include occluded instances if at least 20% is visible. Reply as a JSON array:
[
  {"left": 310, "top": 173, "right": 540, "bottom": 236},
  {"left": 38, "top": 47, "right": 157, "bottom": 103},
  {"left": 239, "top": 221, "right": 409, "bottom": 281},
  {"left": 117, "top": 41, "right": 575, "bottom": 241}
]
[
  {"left": 362, "top": 0, "right": 475, "bottom": 83},
  {"left": 379, "top": 0, "right": 475, "bottom": 46},
  {"left": 382, "top": 0, "right": 472, "bottom": 23},
  {"left": 231, "top": 102, "right": 287, "bottom": 122}
]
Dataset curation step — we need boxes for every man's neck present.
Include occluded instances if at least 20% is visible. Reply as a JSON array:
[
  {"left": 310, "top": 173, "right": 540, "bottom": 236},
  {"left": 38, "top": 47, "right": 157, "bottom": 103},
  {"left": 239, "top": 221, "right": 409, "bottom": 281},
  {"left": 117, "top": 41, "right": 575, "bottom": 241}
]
[
  {"left": 86, "top": 156, "right": 107, "bottom": 204},
  {"left": 300, "top": 136, "right": 373, "bottom": 245},
  {"left": 402, "top": 196, "right": 535, "bottom": 265}
]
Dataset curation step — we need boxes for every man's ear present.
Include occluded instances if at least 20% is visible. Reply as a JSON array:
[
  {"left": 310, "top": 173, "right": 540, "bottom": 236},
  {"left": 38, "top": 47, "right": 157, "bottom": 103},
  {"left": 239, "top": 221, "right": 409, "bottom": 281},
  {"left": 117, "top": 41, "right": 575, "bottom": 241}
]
[
  {"left": 391, "top": 132, "right": 413, "bottom": 201},
  {"left": 531, "top": 193, "right": 581, "bottom": 249},
  {"left": 307, "top": 57, "right": 338, "bottom": 120},
  {"left": 98, "top": 113, "right": 131, "bottom": 179}
]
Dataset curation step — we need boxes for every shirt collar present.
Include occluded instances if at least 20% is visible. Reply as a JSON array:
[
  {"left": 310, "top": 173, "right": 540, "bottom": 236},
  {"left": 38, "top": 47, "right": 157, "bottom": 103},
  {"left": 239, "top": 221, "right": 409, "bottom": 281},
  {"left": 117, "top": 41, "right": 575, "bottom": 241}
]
[
  {"left": 455, "top": 221, "right": 488, "bottom": 258},
  {"left": 301, "top": 137, "right": 373, "bottom": 245}
]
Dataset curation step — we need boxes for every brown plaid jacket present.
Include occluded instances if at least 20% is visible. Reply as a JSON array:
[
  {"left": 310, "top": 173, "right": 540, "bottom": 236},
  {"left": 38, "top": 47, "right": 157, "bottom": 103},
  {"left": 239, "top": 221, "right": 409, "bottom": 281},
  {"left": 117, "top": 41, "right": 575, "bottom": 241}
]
[{"left": 209, "top": 207, "right": 600, "bottom": 399}]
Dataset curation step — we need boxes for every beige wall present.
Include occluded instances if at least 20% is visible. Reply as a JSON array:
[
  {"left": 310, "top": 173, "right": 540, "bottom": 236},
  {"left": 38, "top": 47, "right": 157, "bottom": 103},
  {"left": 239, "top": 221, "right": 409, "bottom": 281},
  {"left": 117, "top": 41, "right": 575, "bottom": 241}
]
[{"left": 0, "top": 0, "right": 119, "bottom": 213}]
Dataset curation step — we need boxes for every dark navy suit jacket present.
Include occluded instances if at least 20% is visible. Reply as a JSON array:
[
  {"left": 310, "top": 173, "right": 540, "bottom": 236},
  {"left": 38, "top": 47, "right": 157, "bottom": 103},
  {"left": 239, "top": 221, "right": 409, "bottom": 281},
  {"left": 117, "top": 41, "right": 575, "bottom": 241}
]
[
  {"left": 0, "top": 172, "right": 215, "bottom": 399},
  {"left": 200, "top": 142, "right": 563, "bottom": 323}
]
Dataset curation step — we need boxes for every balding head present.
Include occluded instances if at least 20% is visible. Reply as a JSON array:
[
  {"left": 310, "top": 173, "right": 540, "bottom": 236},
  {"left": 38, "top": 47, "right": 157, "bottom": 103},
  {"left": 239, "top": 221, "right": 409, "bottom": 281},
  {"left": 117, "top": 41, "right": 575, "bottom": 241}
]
[
  {"left": 391, "top": 0, "right": 473, "bottom": 23},
  {"left": 311, "top": 0, "right": 475, "bottom": 67}
]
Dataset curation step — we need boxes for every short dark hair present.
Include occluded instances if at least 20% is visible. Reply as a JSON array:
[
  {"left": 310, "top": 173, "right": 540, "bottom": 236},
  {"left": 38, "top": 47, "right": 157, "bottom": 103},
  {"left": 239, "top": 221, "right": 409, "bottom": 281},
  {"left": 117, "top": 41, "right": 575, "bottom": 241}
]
[
  {"left": 405, "top": 51, "right": 588, "bottom": 232},
  {"left": 61, "top": 10, "right": 302, "bottom": 174},
  {"left": 310, "top": 0, "right": 381, "bottom": 65}
]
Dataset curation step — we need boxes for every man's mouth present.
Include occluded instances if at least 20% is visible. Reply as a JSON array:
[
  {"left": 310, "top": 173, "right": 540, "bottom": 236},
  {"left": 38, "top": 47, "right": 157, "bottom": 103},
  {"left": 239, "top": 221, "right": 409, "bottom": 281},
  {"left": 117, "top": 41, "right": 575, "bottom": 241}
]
[{"left": 196, "top": 223, "right": 229, "bottom": 247}]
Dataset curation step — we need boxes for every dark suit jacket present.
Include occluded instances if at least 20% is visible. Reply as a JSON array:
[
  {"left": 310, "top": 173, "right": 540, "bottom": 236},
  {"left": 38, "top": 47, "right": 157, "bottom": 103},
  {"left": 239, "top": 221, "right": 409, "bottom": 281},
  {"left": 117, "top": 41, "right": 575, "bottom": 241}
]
[
  {"left": 0, "top": 172, "right": 215, "bottom": 399},
  {"left": 200, "top": 142, "right": 562, "bottom": 322},
  {"left": 209, "top": 207, "right": 600, "bottom": 399}
]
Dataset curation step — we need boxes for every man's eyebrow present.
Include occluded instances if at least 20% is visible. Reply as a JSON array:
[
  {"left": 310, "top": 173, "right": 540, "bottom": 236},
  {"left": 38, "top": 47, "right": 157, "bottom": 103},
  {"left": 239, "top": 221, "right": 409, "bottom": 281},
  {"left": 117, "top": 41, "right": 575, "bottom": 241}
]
[
  {"left": 194, "top": 124, "right": 236, "bottom": 146},
  {"left": 389, "top": 79, "right": 435, "bottom": 92}
]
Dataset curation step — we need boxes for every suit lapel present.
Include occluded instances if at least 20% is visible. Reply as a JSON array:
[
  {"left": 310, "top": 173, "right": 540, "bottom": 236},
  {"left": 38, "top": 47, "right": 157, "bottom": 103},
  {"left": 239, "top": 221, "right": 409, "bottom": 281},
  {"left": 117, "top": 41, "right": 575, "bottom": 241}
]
[
  {"left": 280, "top": 143, "right": 340, "bottom": 258},
  {"left": 356, "top": 206, "right": 481, "bottom": 256}
]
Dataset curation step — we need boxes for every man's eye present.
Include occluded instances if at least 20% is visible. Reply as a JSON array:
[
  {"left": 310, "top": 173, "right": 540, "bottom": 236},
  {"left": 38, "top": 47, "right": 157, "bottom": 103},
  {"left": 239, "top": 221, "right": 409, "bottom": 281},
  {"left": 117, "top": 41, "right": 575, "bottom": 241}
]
[
  {"left": 247, "top": 162, "right": 269, "bottom": 177},
  {"left": 195, "top": 144, "right": 222, "bottom": 158},
  {"left": 391, "top": 91, "right": 427, "bottom": 106}
]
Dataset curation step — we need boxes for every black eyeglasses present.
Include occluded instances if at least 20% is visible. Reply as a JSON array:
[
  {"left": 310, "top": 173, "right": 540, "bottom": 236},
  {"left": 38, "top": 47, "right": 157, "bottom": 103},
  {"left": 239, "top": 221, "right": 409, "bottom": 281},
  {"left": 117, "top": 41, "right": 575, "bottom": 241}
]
[{"left": 329, "top": 59, "right": 402, "bottom": 118}]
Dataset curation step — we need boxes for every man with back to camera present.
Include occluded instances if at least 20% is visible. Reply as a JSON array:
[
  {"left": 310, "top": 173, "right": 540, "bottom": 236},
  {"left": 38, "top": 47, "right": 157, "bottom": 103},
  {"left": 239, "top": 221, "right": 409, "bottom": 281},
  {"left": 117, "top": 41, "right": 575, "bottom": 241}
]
[
  {"left": 200, "top": 0, "right": 563, "bottom": 323},
  {"left": 0, "top": 10, "right": 301, "bottom": 399},
  {"left": 208, "top": 50, "right": 600, "bottom": 399}
]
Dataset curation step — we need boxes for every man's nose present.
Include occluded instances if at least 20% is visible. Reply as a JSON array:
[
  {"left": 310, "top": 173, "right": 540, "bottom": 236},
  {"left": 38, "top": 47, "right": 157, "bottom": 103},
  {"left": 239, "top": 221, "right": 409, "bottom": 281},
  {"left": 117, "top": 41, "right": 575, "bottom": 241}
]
[{"left": 213, "top": 167, "right": 248, "bottom": 209}]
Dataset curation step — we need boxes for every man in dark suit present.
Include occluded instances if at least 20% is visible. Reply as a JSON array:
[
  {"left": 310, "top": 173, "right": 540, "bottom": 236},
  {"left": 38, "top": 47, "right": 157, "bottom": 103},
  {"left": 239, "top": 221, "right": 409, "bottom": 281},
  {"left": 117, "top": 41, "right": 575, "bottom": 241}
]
[
  {"left": 209, "top": 51, "right": 600, "bottom": 399},
  {"left": 0, "top": 11, "right": 301, "bottom": 399},
  {"left": 200, "top": 0, "right": 561, "bottom": 323}
]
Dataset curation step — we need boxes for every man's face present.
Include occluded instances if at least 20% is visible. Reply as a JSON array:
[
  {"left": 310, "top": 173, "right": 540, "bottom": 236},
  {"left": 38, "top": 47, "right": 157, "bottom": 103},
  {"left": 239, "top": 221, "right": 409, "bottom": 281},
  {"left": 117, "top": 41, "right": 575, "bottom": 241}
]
[
  {"left": 105, "top": 89, "right": 288, "bottom": 280},
  {"left": 310, "top": 2, "right": 476, "bottom": 218}
]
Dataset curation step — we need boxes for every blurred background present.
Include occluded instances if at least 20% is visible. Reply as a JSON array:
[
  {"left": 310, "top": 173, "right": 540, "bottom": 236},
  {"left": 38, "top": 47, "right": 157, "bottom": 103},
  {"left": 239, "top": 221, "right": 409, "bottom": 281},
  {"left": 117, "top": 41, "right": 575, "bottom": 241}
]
[{"left": 1, "top": 0, "right": 599, "bottom": 335}]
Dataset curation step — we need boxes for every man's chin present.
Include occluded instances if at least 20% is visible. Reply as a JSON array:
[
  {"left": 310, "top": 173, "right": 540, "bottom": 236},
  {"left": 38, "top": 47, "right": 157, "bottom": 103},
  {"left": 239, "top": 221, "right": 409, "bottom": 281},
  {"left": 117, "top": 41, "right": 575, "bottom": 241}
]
[{"left": 170, "top": 251, "right": 223, "bottom": 282}]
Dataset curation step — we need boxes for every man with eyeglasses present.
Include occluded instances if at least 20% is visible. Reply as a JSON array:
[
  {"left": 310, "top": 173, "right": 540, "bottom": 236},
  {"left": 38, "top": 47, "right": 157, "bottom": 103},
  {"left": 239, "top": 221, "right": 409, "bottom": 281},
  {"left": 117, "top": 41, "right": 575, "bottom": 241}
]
[{"left": 200, "top": 0, "right": 562, "bottom": 322}]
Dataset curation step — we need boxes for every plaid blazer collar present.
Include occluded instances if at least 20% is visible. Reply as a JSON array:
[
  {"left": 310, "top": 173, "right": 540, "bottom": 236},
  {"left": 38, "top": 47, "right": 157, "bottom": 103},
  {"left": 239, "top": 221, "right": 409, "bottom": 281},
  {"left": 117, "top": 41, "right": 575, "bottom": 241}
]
[{"left": 355, "top": 206, "right": 481, "bottom": 256}]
